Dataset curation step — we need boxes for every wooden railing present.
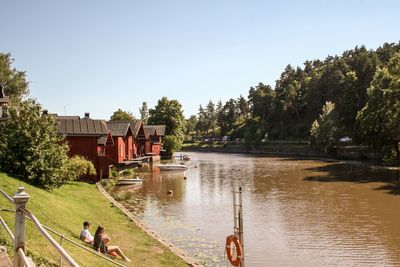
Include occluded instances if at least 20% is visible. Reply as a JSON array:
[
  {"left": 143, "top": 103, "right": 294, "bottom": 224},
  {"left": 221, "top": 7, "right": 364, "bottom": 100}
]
[{"left": 0, "top": 186, "right": 125, "bottom": 267}]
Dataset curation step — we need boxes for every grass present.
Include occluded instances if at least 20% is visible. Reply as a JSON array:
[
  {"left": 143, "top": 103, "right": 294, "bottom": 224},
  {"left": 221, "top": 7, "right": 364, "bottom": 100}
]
[{"left": 0, "top": 172, "right": 188, "bottom": 267}]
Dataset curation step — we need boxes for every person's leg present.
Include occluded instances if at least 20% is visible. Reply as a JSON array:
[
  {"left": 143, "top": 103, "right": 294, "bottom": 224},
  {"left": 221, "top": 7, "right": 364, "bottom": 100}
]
[{"left": 107, "top": 246, "right": 131, "bottom": 262}]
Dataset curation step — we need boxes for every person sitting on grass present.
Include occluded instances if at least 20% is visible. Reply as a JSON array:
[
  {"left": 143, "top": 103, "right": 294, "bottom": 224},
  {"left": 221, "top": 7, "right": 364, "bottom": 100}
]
[
  {"left": 80, "top": 221, "right": 94, "bottom": 245},
  {"left": 93, "top": 225, "right": 131, "bottom": 262}
]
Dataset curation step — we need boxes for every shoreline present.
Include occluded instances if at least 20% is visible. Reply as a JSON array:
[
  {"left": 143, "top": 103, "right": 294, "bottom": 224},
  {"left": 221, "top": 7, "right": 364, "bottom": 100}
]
[
  {"left": 96, "top": 182, "right": 203, "bottom": 267},
  {"left": 181, "top": 146, "right": 400, "bottom": 171}
]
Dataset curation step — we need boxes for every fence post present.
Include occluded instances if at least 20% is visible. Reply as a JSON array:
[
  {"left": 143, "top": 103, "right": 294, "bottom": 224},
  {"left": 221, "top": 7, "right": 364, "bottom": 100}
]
[{"left": 13, "top": 186, "right": 30, "bottom": 267}]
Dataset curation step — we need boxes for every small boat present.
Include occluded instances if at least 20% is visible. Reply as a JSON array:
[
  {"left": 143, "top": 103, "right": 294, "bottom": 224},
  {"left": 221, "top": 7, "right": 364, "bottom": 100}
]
[
  {"left": 116, "top": 177, "right": 143, "bottom": 185},
  {"left": 156, "top": 164, "right": 188, "bottom": 171}
]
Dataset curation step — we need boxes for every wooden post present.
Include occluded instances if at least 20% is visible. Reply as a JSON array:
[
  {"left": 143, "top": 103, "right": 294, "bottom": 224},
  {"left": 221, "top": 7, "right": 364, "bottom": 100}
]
[
  {"left": 60, "top": 235, "right": 64, "bottom": 267},
  {"left": 13, "top": 186, "right": 30, "bottom": 267}
]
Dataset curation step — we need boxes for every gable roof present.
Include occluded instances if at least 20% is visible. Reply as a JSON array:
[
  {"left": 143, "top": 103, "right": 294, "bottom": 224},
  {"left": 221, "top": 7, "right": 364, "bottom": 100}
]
[
  {"left": 106, "top": 121, "right": 132, "bottom": 137},
  {"left": 57, "top": 117, "right": 108, "bottom": 136},
  {"left": 129, "top": 120, "right": 143, "bottom": 136},
  {"left": 97, "top": 132, "right": 114, "bottom": 146},
  {"left": 143, "top": 125, "right": 166, "bottom": 139}
]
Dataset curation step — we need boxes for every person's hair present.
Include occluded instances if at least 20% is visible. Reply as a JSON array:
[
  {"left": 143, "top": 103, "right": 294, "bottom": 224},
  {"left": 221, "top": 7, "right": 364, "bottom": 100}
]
[
  {"left": 83, "top": 221, "right": 90, "bottom": 227},
  {"left": 94, "top": 226, "right": 105, "bottom": 237}
]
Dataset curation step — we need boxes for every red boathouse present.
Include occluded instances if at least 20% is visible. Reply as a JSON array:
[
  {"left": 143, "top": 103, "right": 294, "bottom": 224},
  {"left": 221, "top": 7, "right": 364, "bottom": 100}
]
[{"left": 57, "top": 114, "right": 114, "bottom": 181}]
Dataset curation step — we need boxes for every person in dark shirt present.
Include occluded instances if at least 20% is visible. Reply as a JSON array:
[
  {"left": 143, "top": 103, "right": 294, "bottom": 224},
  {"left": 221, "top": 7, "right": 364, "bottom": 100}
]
[{"left": 93, "top": 226, "right": 131, "bottom": 262}]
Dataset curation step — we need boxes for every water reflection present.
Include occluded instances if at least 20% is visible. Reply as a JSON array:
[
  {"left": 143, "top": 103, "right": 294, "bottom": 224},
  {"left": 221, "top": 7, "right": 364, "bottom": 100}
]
[{"left": 115, "top": 153, "right": 400, "bottom": 266}]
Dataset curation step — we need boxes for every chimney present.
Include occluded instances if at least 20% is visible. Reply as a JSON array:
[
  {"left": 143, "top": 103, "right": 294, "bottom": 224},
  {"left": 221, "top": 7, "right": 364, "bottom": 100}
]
[{"left": 84, "top": 112, "right": 90, "bottom": 118}]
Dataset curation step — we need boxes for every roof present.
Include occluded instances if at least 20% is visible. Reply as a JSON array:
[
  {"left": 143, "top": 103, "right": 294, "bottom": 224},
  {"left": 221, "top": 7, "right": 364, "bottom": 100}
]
[
  {"left": 144, "top": 125, "right": 166, "bottom": 139},
  {"left": 57, "top": 115, "right": 80, "bottom": 120},
  {"left": 57, "top": 117, "right": 108, "bottom": 136},
  {"left": 129, "top": 120, "right": 143, "bottom": 136},
  {"left": 106, "top": 121, "right": 132, "bottom": 137},
  {"left": 97, "top": 132, "right": 114, "bottom": 146}
]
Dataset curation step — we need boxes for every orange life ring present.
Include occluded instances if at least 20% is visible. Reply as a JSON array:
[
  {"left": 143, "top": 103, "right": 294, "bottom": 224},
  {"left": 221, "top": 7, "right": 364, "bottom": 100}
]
[{"left": 226, "top": 235, "right": 243, "bottom": 266}]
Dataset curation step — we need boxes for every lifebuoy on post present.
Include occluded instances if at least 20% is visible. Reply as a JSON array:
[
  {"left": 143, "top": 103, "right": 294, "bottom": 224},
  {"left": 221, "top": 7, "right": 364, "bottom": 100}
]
[{"left": 226, "top": 235, "right": 243, "bottom": 266}]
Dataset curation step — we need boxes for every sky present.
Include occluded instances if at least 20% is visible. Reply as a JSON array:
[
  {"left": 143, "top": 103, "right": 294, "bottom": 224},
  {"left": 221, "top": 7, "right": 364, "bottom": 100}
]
[{"left": 2, "top": 0, "right": 400, "bottom": 119}]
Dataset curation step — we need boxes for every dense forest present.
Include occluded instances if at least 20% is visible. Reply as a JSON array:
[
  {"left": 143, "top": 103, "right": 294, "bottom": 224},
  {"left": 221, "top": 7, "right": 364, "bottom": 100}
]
[{"left": 187, "top": 42, "right": 400, "bottom": 163}]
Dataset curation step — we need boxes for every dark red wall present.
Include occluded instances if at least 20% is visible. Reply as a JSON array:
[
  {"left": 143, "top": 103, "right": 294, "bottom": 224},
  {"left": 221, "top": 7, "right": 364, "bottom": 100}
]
[{"left": 66, "top": 136, "right": 99, "bottom": 181}]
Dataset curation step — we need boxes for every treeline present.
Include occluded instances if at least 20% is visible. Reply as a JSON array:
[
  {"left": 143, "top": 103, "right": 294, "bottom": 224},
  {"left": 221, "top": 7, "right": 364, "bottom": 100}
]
[{"left": 187, "top": 42, "right": 400, "bottom": 163}]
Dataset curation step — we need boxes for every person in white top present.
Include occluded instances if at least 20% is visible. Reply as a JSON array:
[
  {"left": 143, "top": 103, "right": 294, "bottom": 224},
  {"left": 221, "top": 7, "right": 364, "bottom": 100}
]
[{"left": 80, "top": 221, "right": 94, "bottom": 244}]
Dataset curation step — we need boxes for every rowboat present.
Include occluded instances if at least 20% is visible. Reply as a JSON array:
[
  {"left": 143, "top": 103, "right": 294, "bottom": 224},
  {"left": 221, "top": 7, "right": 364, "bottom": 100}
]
[
  {"left": 116, "top": 177, "right": 143, "bottom": 185},
  {"left": 156, "top": 164, "right": 188, "bottom": 171}
]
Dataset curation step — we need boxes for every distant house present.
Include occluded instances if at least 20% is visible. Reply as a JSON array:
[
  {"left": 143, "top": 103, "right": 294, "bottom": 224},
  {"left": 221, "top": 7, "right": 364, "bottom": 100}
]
[
  {"left": 57, "top": 114, "right": 114, "bottom": 181},
  {"left": 105, "top": 121, "right": 134, "bottom": 163},
  {"left": 143, "top": 125, "right": 166, "bottom": 156}
]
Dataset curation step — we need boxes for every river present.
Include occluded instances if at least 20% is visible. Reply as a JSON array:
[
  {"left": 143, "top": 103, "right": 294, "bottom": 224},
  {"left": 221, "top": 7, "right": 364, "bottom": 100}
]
[{"left": 114, "top": 152, "right": 400, "bottom": 266}]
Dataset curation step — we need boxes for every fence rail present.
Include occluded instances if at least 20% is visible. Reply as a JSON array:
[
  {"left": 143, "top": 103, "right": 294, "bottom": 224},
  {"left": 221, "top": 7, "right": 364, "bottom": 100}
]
[{"left": 0, "top": 186, "right": 125, "bottom": 267}]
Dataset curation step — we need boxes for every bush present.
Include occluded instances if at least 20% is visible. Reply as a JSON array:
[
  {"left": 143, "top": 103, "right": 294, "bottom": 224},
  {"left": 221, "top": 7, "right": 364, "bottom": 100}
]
[
  {"left": 109, "top": 168, "right": 119, "bottom": 178},
  {"left": 66, "top": 156, "right": 96, "bottom": 180}
]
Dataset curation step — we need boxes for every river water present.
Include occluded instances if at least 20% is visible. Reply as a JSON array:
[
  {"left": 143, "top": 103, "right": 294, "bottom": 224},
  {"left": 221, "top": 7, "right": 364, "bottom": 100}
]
[{"left": 115, "top": 152, "right": 400, "bottom": 266}]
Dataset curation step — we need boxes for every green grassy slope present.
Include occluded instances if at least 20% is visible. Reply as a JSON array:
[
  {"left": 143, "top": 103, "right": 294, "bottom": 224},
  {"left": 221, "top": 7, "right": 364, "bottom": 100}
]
[{"left": 0, "top": 173, "right": 188, "bottom": 267}]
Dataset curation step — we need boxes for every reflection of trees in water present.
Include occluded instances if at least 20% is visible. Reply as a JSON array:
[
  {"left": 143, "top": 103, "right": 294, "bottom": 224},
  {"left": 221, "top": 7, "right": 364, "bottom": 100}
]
[{"left": 304, "top": 162, "right": 400, "bottom": 195}]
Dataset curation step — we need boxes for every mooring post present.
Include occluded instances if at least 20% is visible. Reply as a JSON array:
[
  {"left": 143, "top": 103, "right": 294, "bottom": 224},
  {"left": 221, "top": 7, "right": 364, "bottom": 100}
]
[{"left": 13, "top": 186, "right": 30, "bottom": 267}]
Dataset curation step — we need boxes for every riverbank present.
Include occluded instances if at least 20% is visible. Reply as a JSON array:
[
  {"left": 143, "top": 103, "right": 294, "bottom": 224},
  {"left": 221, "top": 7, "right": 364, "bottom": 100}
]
[
  {"left": 0, "top": 173, "right": 188, "bottom": 266},
  {"left": 182, "top": 142, "right": 376, "bottom": 162}
]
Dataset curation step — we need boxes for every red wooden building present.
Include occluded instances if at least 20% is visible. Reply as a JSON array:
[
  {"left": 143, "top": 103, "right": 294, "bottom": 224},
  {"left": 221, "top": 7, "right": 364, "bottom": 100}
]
[
  {"left": 57, "top": 115, "right": 114, "bottom": 181},
  {"left": 143, "top": 125, "right": 166, "bottom": 156},
  {"left": 105, "top": 121, "right": 134, "bottom": 163},
  {"left": 129, "top": 120, "right": 146, "bottom": 157}
]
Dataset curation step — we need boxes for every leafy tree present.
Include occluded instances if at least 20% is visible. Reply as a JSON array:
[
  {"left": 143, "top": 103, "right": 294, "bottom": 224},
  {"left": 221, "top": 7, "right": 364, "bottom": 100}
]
[
  {"left": 0, "top": 100, "right": 90, "bottom": 189},
  {"left": 185, "top": 115, "right": 197, "bottom": 141},
  {"left": 356, "top": 53, "right": 400, "bottom": 162},
  {"left": 310, "top": 101, "right": 339, "bottom": 147},
  {"left": 139, "top": 101, "right": 149, "bottom": 124},
  {"left": 110, "top": 109, "right": 135, "bottom": 121},
  {"left": 148, "top": 97, "right": 186, "bottom": 151},
  {"left": 149, "top": 97, "right": 186, "bottom": 136},
  {"left": 0, "top": 53, "right": 29, "bottom": 104}
]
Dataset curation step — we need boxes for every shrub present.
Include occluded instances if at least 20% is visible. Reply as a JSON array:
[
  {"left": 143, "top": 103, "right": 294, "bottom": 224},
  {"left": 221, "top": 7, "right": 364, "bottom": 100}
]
[{"left": 66, "top": 156, "right": 96, "bottom": 180}]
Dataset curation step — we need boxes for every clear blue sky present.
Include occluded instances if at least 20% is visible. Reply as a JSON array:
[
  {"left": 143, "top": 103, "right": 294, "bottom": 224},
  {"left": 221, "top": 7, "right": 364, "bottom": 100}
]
[{"left": 2, "top": 0, "right": 399, "bottom": 119}]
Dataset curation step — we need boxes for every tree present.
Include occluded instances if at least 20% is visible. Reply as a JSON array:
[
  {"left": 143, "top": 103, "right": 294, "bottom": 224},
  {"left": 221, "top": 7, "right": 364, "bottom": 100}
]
[
  {"left": 185, "top": 115, "right": 197, "bottom": 141},
  {"left": 0, "top": 100, "right": 91, "bottom": 189},
  {"left": 148, "top": 97, "right": 186, "bottom": 151},
  {"left": 356, "top": 53, "right": 400, "bottom": 162},
  {"left": 148, "top": 97, "right": 186, "bottom": 137},
  {"left": 0, "top": 53, "right": 29, "bottom": 104},
  {"left": 139, "top": 101, "right": 149, "bottom": 124},
  {"left": 217, "top": 99, "right": 239, "bottom": 136},
  {"left": 205, "top": 100, "right": 217, "bottom": 134},
  {"left": 110, "top": 109, "right": 135, "bottom": 121},
  {"left": 309, "top": 101, "right": 339, "bottom": 147}
]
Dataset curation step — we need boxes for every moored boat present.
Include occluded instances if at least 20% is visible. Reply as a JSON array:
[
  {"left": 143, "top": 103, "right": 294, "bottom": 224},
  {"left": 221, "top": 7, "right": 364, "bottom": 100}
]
[
  {"left": 116, "top": 177, "right": 143, "bottom": 185},
  {"left": 156, "top": 164, "right": 188, "bottom": 171}
]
